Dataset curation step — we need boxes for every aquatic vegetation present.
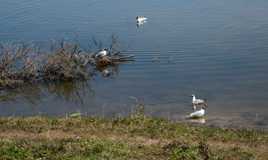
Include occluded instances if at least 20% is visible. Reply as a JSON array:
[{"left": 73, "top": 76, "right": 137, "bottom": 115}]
[
  {"left": 0, "top": 43, "right": 38, "bottom": 89},
  {"left": 40, "top": 43, "right": 94, "bottom": 81},
  {"left": 0, "top": 40, "right": 133, "bottom": 89}
]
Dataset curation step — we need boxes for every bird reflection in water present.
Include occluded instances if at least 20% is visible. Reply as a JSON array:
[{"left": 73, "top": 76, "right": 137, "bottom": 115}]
[{"left": 188, "top": 118, "right": 206, "bottom": 124}]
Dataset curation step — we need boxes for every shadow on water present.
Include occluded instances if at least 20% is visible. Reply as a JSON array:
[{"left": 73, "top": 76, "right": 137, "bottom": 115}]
[
  {"left": 45, "top": 81, "right": 94, "bottom": 105},
  {"left": 0, "top": 80, "right": 94, "bottom": 105},
  {"left": 0, "top": 84, "right": 43, "bottom": 104}
]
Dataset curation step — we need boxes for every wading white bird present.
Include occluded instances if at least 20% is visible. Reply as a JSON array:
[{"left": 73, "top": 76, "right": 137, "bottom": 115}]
[
  {"left": 95, "top": 48, "right": 110, "bottom": 58},
  {"left": 191, "top": 94, "right": 207, "bottom": 106},
  {"left": 136, "top": 16, "right": 147, "bottom": 23},
  {"left": 189, "top": 106, "right": 206, "bottom": 118}
]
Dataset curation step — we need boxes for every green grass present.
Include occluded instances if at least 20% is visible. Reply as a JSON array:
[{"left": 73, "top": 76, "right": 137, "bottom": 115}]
[{"left": 0, "top": 114, "right": 267, "bottom": 160}]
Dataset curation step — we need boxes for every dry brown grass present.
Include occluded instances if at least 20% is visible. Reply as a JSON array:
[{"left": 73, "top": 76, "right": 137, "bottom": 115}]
[
  {"left": 0, "top": 43, "right": 38, "bottom": 88},
  {"left": 40, "top": 43, "right": 93, "bottom": 81},
  {"left": 0, "top": 41, "right": 133, "bottom": 89}
]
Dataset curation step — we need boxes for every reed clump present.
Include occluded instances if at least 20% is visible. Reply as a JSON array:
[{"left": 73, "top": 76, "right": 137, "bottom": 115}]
[
  {"left": 0, "top": 43, "right": 38, "bottom": 89},
  {"left": 40, "top": 43, "right": 94, "bottom": 81},
  {"left": 0, "top": 41, "right": 132, "bottom": 89}
]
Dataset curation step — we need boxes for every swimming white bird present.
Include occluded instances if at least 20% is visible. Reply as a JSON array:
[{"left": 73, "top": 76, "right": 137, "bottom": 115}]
[
  {"left": 95, "top": 48, "right": 110, "bottom": 58},
  {"left": 189, "top": 106, "right": 206, "bottom": 118},
  {"left": 191, "top": 94, "right": 207, "bottom": 106},
  {"left": 136, "top": 16, "right": 147, "bottom": 23}
]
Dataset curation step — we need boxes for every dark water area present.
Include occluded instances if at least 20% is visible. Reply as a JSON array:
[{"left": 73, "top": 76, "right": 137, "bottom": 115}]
[{"left": 1, "top": 0, "right": 268, "bottom": 129}]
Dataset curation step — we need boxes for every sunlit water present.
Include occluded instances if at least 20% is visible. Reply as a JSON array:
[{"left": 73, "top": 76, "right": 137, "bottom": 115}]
[{"left": 1, "top": 0, "right": 268, "bottom": 129}]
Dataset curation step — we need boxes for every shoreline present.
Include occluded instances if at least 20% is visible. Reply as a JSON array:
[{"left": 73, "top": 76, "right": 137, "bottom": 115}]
[
  {"left": 0, "top": 114, "right": 267, "bottom": 159},
  {"left": 0, "top": 103, "right": 266, "bottom": 131}
]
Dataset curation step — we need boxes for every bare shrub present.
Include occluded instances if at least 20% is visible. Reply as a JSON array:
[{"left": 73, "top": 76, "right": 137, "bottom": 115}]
[
  {"left": 40, "top": 42, "right": 92, "bottom": 81},
  {"left": 0, "top": 38, "right": 133, "bottom": 89},
  {"left": 0, "top": 43, "right": 37, "bottom": 88}
]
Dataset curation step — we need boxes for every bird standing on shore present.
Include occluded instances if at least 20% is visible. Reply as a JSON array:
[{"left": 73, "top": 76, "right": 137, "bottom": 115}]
[
  {"left": 191, "top": 94, "right": 207, "bottom": 106},
  {"left": 192, "top": 105, "right": 197, "bottom": 110},
  {"left": 188, "top": 106, "right": 206, "bottom": 118}
]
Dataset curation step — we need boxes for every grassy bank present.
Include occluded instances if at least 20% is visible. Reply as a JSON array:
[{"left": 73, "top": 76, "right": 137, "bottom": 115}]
[{"left": 0, "top": 112, "right": 267, "bottom": 160}]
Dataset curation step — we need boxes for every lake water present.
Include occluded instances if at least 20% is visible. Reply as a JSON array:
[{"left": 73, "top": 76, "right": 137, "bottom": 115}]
[{"left": 1, "top": 0, "right": 268, "bottom": 129}]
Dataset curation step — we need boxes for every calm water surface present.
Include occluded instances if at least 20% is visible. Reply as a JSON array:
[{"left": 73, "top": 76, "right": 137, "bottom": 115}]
[{"left": 1, "top": 0, "right": 268, "bottom": 129}]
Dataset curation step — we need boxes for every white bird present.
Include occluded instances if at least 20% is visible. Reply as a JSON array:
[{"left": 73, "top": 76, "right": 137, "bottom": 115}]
[
  {"left": 192, "top": 105, "right": 197, "bottom": 110},
  {"left": 95, "top": 48, "right": 110, "bottom": 58},
  {"left": 191, "top": 94, "right": 207, "bottom": 106},
  {"left": 102, "top": 69, "right": 111, "bottom": 77},
  {"left": 136, "top": 16, "right": 147, "bottom": 23},
  {"left": 189, "top": 106, "right": 206, "bottom": 118}
]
